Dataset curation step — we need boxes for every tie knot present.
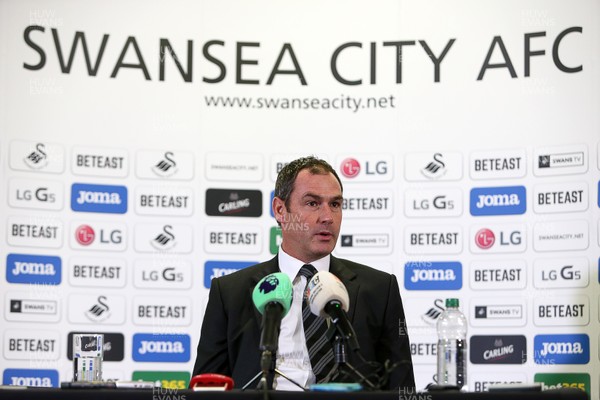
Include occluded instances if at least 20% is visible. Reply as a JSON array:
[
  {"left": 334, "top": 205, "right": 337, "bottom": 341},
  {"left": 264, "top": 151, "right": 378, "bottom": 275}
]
[{"left": 297, "top": 264, "right": 318, "bottom": 281}]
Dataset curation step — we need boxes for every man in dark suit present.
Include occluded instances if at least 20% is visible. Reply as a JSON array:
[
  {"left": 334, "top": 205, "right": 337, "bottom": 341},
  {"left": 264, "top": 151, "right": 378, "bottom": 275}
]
[{"left": 193, "top": 156, "right": 414, "bottom": 390}]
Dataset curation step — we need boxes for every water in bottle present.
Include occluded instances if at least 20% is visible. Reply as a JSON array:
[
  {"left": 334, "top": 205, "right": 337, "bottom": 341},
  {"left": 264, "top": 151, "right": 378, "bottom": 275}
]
[{"left": 436, "top": 298, "right": 467, "bottom": 389}]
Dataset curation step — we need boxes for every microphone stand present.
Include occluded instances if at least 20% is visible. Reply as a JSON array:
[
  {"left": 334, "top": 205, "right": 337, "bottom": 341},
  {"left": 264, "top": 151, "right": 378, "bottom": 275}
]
[
  {"left": 241, "top": 351, "right": 306, "bottom": 392},
  {"left": 322, "top": 325, "right": 377, "bottom": 390}
]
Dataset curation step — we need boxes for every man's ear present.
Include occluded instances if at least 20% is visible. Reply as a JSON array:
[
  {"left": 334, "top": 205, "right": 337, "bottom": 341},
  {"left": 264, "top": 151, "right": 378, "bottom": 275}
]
[{"left": 272, "top": 196, "right": 286, "bottom": 224}]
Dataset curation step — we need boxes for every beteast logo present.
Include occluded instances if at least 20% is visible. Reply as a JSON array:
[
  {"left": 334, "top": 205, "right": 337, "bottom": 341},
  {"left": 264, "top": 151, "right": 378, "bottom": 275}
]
[
  {"left": 8, "top": 216, "right": 62, "bottom": 249},
  {"left": 204, "top": 260, "right": 256, "bottom": 288},
  {"left": 133, "top": 296, "right": 192, "bottom": 327},
  {"left": 470, "top": 261, "right": 526, "bottom": 291},
  {"left": 470, "top": 186, "right": 526, "bottom": 216},
  {"left": 533, "top": 295, "right": 589, "bottom": 327},
  {"left": 67, "top": 332, "right": 125, "bottom": 362},
  {"left": 132, "top": 334, "right": 190, "bottom": 362},
  {"left": 342, "top": 190, "right": 392, "bottom": 219},
  {"left": 2, "top": 369, "right": 59, "bottom": 387},
  {"left": 71, "top": 183, "right": 128, "bottom": 214},
  {"left": 404, "top": 225, "right": 462, "bottom": 255},
  {"left": 4, "top": 329, "right": 60, "bottom": 360},
  {"left": 534, "top": 334, "right": 589, "bottom": 365},
  {"left": 470, "top": 335, "right": 526, "bottom": 364},
  {"left": 404, "top": 262, "right": 462, "bottom": 290},
  {"left": 205, "top": 189, "right": 262, "bottom": 217},
  {"left": 533, "top": 181, "right": 587, "bottom": 214},
  {"left": 6, "top": 254, "right": 61, "bottom": 285},
  {"left": 469, "top": 149, "right": 526, "bottom": 180}
]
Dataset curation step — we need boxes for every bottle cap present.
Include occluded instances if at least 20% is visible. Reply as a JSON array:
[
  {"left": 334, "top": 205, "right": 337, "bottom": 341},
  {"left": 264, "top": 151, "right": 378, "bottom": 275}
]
[{"left": 445, "top": 298, "right": 459, "bottom": 308}]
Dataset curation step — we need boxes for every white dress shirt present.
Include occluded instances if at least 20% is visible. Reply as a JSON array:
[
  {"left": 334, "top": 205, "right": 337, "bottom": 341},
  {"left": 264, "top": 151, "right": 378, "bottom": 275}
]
[{"left": 274, "top": 249, "right": 330, "bottom": 391}]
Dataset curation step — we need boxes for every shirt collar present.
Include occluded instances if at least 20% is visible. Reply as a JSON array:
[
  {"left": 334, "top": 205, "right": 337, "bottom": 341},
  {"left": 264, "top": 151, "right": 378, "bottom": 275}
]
[{"left": 278, "top": 248, "right": 330, "bottom": 282}]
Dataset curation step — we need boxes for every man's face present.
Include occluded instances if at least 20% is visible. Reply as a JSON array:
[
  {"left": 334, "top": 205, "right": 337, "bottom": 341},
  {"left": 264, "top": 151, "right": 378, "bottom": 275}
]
[{"left": 273, "top": 169, "right": 343, "bottom": 263}]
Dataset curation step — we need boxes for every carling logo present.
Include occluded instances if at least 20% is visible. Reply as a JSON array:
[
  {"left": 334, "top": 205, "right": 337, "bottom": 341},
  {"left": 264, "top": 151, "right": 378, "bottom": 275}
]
[
  {"left": 2, "top": 369, "right": 59, "bottom": 387},
  {"left": 6, "top": 254, "right": 61, "bottom": 285},
  {"left": 534, "top": 334, "right": 589, "bottom": 365},
  {"left": 204, "top": 261, "right": 256, "bottom": 288},
  {"left": 71, "top": 183, "right": 127, "bottom": 214},
  {"left": 205, "top": 189, "right": 262, "bottom": 217},
  {"left": 404, "top": 262, "right": 462, "bottom": 290},
  {"left": 470, "top": 186, "right": 526, "bottom": 216},
  {"left": 470, "top": 335, "right": 526, "bottom": 364},
  {"left": 132, "top": 334, "right": 190, "bottom": 362}
]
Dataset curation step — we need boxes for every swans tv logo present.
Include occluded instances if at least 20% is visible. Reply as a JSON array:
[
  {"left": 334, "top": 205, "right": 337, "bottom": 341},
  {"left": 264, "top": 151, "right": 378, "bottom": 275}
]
[
  {"left": 6, "top": 254, "right": 61, "bottom": 285},
  {"left": 534, "top": 334, "right": 589, "bottom": 365},
  {"left": 534, "top": 145, "right": 587, "bottom": 177},
  {"left": 470, "top": 335, "right": 527, "bottom": 364},
  {"left": 204, "top": 261, "right": 256, "bottom": 288},
  {"left": 132, "top": 334, "right": 191, "bottom": 362},
  {"left": 470, "top": 186, "right": 526, "bottom": 216},
  {"left": 71, "top": 183, "right": 128, "bottom": 214},
  {"left": 404, "top": 262, "right": 462, "bottom": 290},
  {"left": 2, "top": 369, "right": 59, "bottom": 387}
]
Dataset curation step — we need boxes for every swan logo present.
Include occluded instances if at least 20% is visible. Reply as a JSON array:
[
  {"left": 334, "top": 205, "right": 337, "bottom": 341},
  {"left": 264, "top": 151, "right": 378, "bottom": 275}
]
[
  {"left": 152, "top": 152, "right": 178, "bottom": 177},
  {"left": 151, "top": 225, "right": 177, "bottom": 250},
  {"left": 421, "top": 153, "right": 446, "bottom": 179},
  {"left": 24, "top": 143, "right": 49, "bottom": 169},
  {"left": 85, "top": 295, "right": 111, "bottom": 322}
]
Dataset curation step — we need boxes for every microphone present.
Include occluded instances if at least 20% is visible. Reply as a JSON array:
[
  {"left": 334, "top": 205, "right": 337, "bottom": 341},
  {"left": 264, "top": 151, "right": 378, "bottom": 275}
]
[
  {"left": 306, "top": 271, "right": 360, "bottom": 352},
  {"left": 252, "top": 272, "right": 293, "bottom": 373}
]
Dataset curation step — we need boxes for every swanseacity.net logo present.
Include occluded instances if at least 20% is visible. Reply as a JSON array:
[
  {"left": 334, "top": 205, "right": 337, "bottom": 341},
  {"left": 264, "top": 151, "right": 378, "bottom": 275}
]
[{"left": 204, "top": 93, "right": 397, "bottom": 113}]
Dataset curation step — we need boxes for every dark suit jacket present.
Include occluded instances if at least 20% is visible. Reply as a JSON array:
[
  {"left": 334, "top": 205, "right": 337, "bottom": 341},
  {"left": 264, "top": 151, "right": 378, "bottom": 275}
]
[{"left": 192, "top": 255, "right": 415, "bottom": 390}]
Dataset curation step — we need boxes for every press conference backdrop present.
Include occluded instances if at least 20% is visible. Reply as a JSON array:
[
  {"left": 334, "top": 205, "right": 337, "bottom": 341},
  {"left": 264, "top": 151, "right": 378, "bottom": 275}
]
[{"left": 0, "top": 0, "right": 598, "bottom": 396}]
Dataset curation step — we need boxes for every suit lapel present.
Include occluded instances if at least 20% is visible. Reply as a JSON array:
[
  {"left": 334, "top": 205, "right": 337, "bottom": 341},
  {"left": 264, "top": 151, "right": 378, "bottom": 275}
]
[{"left": 329, "top": 256, "right": 359, "bottom": 322}]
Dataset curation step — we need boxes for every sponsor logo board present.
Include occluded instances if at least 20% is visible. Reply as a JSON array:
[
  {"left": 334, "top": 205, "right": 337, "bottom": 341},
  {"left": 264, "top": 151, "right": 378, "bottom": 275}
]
[
  {"left": 469, "top": 260, "right": 526, "bottom": 291},
  {"left": 205, "top": 188, "right": 262, "bottom": 217},
  {"left": 534, "top": 144, "right": 587, "bottom": 176},
  {"left": 404, "top": 225, "right": 462, "bottom": 255},
  {"left": 204, "top": 225, "right": 261, "bottom": 254},
  {"left": 67, "top": 294, "right": 126, "bottom": 325},
  {"left": 205, "top": 152, "right": 263, "bottom": 181},
  {"left": 136, "top": 186, "right": 193, "bottom": 216},
  {"left": 534, "top": 334, "right": 589, "bottom": 365},
  {"left": 469, "top": 149, "right": 526, "bottom": 180},
  {"left": 533, "top": 220, "right": 588, "bottom": 252},
  {"left": 404, "top": 152, "right": 463, "bottom": 181},
  {"left": 134, "top": 224, "right": 193, "bottom": 254},
  {"left": 135, "top": 150, "right": 194, "bottom": 180},
  {"left": 404, "top": 188, "right": 462, "bottom": 218},
  {"left": 132, "top": 334, "right": 190, "bottom": 362},
  {"left": 342, "top": 190, "right": 393, "bottom": 218},
  {"left": 8, "top": 178, "right": 63, "bottom": 210},
  {"left": 133, "top": 259, "right": 192, "bottom": 290},
  {"left": 470, "top": 297, "right": 527, "bottom": 327},
  {"left": 10, "top": 141, "right": 64, "bottom": 173},
  {"left": 533, "top": 295, "right": 589, "bottom": 327},
  {"left": 533, "top": 257, "right": 589, "bottom": 289},
  {"left": 71, "top": 146, "right": 128, "bottom": 178},
  {"left": 469, "top": 186, "right": 526, "bottom": 216},
  {"left": 470, "top": 335, "right": 527, "bottom": 364},
  {"left": 68, "top": 257, "right": 127, "bottom": 288},
  {"left": 3, "top": 329, "right": 60, "bottom": 360},
  {"left": 6, "top": 254, "right": 61, "bottom": 285},
  {"left": 71, "top": 183, "right": 128, "bottom": 214},
  {"left": 404, "top": 261, "right": 462, "bottom": 290}
]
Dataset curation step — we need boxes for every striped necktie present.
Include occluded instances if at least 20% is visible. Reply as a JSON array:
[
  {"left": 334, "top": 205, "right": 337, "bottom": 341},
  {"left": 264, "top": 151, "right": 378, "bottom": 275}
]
[{"left": 297, "top": 264, "right": 335, "bottom": 383}]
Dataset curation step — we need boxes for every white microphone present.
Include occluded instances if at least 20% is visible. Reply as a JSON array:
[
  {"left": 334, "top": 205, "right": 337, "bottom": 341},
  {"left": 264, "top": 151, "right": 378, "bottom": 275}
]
[{"left": 306, "top": 271, "right": 359, "bottom": 351}]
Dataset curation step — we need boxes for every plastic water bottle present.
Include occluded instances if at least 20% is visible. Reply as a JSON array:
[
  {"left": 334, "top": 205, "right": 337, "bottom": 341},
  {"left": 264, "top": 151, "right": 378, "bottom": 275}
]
[{"left": 436, "top": 298, "right": 467, "bottom": 389}]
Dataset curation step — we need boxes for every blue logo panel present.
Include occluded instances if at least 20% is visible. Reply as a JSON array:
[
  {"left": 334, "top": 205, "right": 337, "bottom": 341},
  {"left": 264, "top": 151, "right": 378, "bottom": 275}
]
[
  {"left": 6, "top": 254, "right": 61, "bottom": 285},
  {"left": 534, "top": 334, "right": 589, "bottom": 365},
  {"left": 132, "top": 334, "right": 190, "bottom": 362},
  {"left": 270, "top": 190, "right": 275, "bottom": 218},
  {"left": 470, "top": 186, "right": 526, "bottom": 216},
  {"left": 71, "top": 183, "right": 128, "bottom": 214},
  {"left": 204, "top": 261, "right": 256, "bottom": 288},
  {"left": 3, "top": 369, "right": 59, "bottom": 387},
  {"left": 404, "top": 261, "right": 462, "bottom": 290}
]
